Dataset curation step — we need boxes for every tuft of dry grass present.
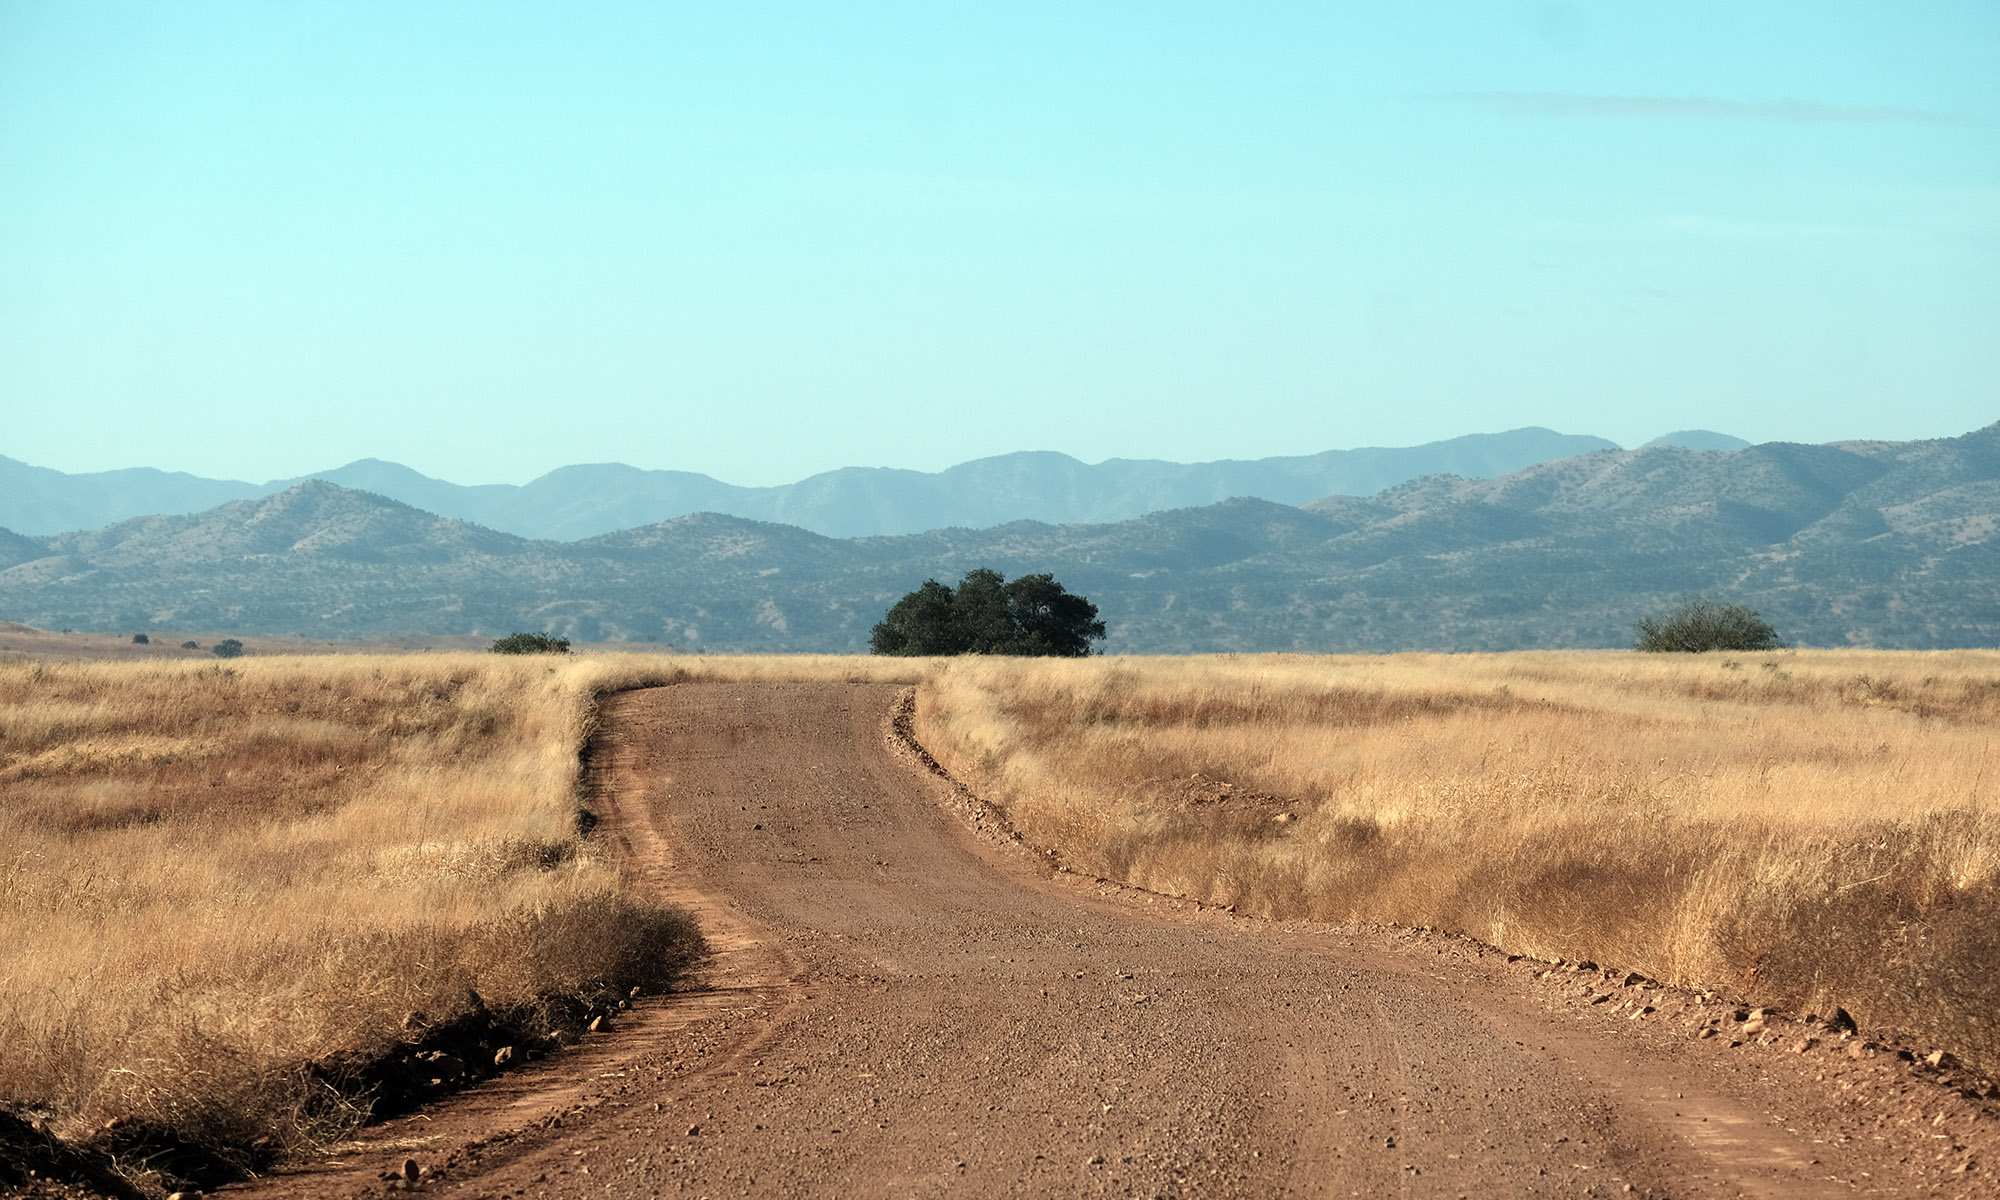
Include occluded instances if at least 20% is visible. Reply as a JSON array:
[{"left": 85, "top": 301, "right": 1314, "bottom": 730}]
[
  {"left": 0, "top": 651, "right": 933, "bottom": 1189},
  {"left": 913, "top": 650, "right": 2000, "bottom": 1078}
]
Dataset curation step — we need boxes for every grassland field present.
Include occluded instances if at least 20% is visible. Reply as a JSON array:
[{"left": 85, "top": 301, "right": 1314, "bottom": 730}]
[
  {"left": 912, "top": 651, "right": 2000, "bottom": 1085},
  {"left": 2, "top": 645, "right": 1995, "bottom": 1189}
]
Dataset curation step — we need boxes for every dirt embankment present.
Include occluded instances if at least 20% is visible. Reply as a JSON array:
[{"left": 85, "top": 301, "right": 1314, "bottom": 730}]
[{"left": 166, "top": 682, "right": 2000, "bottom": 1198}]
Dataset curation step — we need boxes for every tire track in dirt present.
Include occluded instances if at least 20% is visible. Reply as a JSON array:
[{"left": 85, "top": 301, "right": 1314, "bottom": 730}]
[{"left": 229, "top": 681, "right": 1995, "bottom": 1198}]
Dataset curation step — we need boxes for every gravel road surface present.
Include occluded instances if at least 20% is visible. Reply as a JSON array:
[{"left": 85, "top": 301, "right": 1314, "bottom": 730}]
[{"left": 231, "top": 682, "right": 1997, "bottom": 1198}]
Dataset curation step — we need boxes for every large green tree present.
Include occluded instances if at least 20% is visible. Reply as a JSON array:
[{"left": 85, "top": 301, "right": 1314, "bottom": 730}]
[{"left": 870, "top": 568, "right": 1105, "bottom": 656}]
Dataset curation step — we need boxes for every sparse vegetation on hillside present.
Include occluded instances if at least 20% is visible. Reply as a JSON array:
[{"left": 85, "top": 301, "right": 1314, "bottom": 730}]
[
  {"left": 5, "top": 421, "right": 1998, "bottom": 653},
  {"left": 1636, "top": 597, "right": 1784, "bottom": 652},
  {"left": 913, "top": 651, "right": 2000, "bottom": 1079}
]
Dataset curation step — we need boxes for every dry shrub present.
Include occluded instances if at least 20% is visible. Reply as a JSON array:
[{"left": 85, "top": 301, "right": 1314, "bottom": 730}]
[{"left": 914, "top": 650, "right": 2000, "bottom": 1077}]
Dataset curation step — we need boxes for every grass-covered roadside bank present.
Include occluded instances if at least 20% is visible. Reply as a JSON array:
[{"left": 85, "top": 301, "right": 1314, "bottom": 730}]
[
  {"left": 0, "top": 655, "right": 696, "bottom": 1193},
  {"left": 0, "top": 653, "right": 917, "bottom": 1195},
  {"left": 913, "top": 651, "right": 2000, "bottom": 1086}
]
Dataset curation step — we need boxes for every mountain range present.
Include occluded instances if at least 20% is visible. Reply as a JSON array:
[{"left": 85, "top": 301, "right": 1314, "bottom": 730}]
[
  {"left": 1, "top": 427, "right": 1709, "bottom": 540},
  {"left": 1, "top": 424, "right": 1991, "bottom": 654}
]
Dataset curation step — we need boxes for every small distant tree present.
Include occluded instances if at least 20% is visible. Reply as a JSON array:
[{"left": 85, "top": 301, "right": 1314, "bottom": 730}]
[
  {"left": 871, "top": 568, "right": 1105, "bottom": 657},
  {"left": 131, "top": 633, "right": 149, "bottom": 644},
  {"left": 1635, "top": 597, "right": 1784, "bottom": 653},
  {"left": 490, "top": 632, "right": 572, "bottom": 655},
  {"left": 212, "top": 638, "right": 246, "bottom": 659},
  {"left": 180, "top": 641, "right": 201, "bottom": 651}
]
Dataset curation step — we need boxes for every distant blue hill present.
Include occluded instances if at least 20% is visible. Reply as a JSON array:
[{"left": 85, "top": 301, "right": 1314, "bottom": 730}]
[
  {"left": 1, "top": 426, "right": 1625, "bottom": 539},
  {"left": 1641, "top": 430, "right": 1753, "bottom": 451}
]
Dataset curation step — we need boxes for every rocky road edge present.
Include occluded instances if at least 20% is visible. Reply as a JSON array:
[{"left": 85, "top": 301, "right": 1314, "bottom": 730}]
[{"left": 0, "top": 974, "right": 691, "bottom": 1200}]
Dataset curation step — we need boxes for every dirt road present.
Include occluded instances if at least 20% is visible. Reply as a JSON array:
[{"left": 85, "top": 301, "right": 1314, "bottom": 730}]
[{"left": 236, "top": 682, "right": 1995, "bottom": 1198}]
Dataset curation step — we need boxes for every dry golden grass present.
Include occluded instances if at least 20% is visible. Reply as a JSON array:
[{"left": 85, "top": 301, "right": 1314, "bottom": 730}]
[
  {"left": 913, "top": 650, "right": 2000, "bottom": 1076},
  {"left": 0, "top": 650, "right": 918, "bottom": 1183}
]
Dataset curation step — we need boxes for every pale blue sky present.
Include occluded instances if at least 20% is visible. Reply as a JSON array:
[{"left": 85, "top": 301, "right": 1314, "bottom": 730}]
[{"left": 3, "top": 3, "right": 1995, "bottom": 486}]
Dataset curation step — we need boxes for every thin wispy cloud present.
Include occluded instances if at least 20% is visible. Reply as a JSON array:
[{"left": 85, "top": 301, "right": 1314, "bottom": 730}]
[{"left": 1455, "top": 91, "right": 1974, "bottom": 127}]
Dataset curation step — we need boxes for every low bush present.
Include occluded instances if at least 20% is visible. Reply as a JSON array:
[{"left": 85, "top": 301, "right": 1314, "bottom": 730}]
[
  {"left": 1636, "top": 597, "right": 1784, "bottom": 652},
  {"left": 490, "top": 632, "right": 572, "bottom": 655}
]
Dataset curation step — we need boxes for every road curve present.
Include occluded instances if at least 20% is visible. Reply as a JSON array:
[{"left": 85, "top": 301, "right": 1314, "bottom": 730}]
[{"left": 234, "top": 682, "right": 1994, "bottom": 1198}]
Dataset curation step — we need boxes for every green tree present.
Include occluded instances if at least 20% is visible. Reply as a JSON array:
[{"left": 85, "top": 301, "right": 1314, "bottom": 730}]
[
  {"left": 1004, "top": 572, "right": 1107, "bottom": 657},
  {"left": 868, "top": 579, "right": 961, "bottom": 656},
  {"left": 489, "top": 632, "right": 572, "bottom": 655},
  {"left": 1635, "top": 597, "right": 1784, "bottom": 652},
  {"left": 950, "top": 567, "right": 1017, "bottom": 653},
  {"left": 212, "top": 638, "right": 246, "bottom": 659},
  {"left": 131, "top": 633, "right": 149, "bottom": 644},
  {"left": 870, "top": 568, "right": 1105, "bottom": 656}
]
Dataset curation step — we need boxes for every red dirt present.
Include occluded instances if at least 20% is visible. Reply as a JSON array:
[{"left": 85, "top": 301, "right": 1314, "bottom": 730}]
[{"left": 221, "top": 681, "right": 1999, "bottom": 1198}]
